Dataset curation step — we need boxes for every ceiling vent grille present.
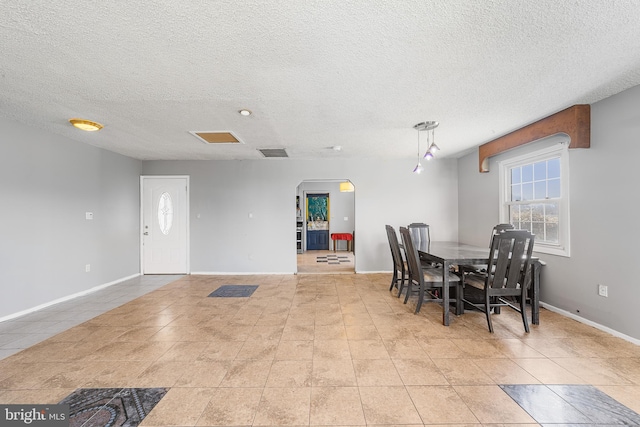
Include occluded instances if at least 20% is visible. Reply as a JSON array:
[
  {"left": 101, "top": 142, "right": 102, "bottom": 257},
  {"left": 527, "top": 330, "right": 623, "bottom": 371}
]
[
  {"left": 189, "top": 131, "right": 243, "bottom": 144},
  {"left": 258, "top": 148, "right": 288, "bottom": 158}
]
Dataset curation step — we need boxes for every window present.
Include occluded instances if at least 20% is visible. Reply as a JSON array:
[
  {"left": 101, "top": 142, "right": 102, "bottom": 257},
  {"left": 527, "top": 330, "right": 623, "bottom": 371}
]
[
  {"left": 499, "top": 144, "right": 570, "bottom": 256},
  {"left": 158, "top": 192, "right": 174, "bottom": 235}
]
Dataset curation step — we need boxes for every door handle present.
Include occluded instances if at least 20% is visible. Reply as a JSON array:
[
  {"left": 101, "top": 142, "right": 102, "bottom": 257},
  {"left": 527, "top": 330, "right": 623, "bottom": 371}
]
[{"left": 143, "top": 232, "right": 149, "bottom": 235}]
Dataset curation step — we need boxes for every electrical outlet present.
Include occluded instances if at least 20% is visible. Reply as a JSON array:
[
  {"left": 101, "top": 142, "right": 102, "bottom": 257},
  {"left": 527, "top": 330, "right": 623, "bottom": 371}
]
[
  {"left": 85, "top": 264, "right": 91, "bottom": 272},
  {"left": 598, "top": 284, "right": 608, "bottom": 297}
]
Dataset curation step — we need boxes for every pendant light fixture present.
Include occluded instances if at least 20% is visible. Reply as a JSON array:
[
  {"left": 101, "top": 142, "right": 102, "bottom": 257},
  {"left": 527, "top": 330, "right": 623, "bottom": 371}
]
[{"left": 413, "top": 121, "right": 439, "bottom": 172}]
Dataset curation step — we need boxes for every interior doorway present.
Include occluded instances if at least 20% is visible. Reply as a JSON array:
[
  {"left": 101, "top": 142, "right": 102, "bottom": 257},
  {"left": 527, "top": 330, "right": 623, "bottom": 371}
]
[
  {"left": 140, "top": 176, "right": 189, "bottom": 274},
  {"left": 296, "top": 180, "right": 355, "bottom": 274}
]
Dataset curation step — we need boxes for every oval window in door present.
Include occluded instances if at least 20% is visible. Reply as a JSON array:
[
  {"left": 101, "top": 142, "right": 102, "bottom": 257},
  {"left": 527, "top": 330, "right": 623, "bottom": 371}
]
[{"left": 158, "top": 192, "right": 173, "bottom": 235}]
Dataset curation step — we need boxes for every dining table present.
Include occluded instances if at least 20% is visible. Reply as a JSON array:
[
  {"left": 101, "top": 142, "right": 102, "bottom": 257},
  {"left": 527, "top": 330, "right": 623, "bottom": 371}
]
[{"left": 415, "top": 240, "right": 543, "bottom": 327}]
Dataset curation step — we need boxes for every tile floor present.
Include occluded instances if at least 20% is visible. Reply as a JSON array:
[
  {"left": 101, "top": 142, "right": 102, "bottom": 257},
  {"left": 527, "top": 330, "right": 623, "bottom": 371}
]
[
  {"left": 297, "top": 250, "right": 354, "bottom": 274},
  {"left": 0, "top": 273, "right": 639, "bottom": 426}
]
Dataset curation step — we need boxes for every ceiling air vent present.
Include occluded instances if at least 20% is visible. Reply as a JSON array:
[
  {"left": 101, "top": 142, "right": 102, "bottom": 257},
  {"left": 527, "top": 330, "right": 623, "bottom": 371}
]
[
  {"left": 189, "top": 131, "right": 243, "bottom": 144},
  {"left": 258, "top": 148, "right": 288, "bottom": 158}
]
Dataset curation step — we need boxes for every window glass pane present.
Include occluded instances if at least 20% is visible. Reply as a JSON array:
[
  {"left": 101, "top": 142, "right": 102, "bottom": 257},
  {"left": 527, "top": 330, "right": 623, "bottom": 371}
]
[
  {"left": 522, "top": 183, "right": 534, "bottom": 201},
  {"left": 534, "top": 181, "right": 546, "bottom": 199},
  {"left": 509, "top": 205, "right": 520, "bottom": 228},
  {"left": 533, "top": 161, "right": 546, "bottom": 180},
  {"left": 547, "top": 157, "right": 561, "bottom": 179},
  {"left": 520, "top": 204, "right": 531, "bottom": 223},
  {"left": 545, "top": 202, "right": 559, "bottom": 219},
  {"left": 511, "top": 167, "right": 521, "bottom": 184},
  {"left": 522, "top": 164, "right": 533, "bottom": 182},
  {"left": 532, "top": 222, "right": 545, "bottom": 240},
  {"left": 531, "top": 204, "right": 545, "bottom": 223},
  {"left": 158, "top": 192, "right": 173, "bottom": 235},
  {"left": 546, "top": 223, "right": 559, "bottom": 243},
  {"left": 511, "top": 184, "right": 521, "bottom": 202},
  {"left": 548, "top": 178, "right": 561, "bottom": 198}
]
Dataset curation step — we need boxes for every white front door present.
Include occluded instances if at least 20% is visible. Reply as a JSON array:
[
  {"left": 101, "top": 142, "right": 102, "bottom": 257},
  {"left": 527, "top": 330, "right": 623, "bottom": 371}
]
[{"left": 141, "top": 176, "right": 189, "bottom": 274}]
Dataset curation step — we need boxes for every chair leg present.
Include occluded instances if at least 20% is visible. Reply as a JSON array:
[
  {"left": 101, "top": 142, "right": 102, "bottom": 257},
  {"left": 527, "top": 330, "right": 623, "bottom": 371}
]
[
  {"left": 520, "top": 294, "right": 530, "bottom": 333},
  {"left": 415, "top": 283, "right": 425, "bottom": 314},
  {"left": 403, "top": 280, "right": 412, "bottom": 304},
  {"left": 485, "top": 291, "right": 494, "bottom": 333},
  {"left": 389, "top": 270, "right": 398, "bottom": 291}
]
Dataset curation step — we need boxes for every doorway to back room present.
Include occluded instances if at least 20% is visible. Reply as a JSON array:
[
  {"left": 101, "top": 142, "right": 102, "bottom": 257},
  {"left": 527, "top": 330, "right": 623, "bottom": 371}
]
[{"left": 296, "top": 180, "right": 355, "bottom": 274}]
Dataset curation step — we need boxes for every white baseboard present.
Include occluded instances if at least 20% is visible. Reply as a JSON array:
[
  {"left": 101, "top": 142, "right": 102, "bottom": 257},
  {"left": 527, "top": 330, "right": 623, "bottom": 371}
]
[
  {"left": 540, "top": 302, "right": 640, "bottom": 346},
  {"left": 191, "top": 271, "right": 294, "bottom": 276},
  {"left": 0, "top": 273, "right": 141, "bottom": 323}
]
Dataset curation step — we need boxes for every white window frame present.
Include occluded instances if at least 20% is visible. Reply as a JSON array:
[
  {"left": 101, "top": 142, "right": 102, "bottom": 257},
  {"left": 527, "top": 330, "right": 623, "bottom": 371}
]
[{"left": 499, "top": 143, "right": 570, "bottom": 257}]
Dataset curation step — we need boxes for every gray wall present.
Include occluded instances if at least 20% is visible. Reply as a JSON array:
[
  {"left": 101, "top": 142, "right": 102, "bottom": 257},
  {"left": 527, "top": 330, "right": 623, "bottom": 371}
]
[
  {"left": 457, "top": 84, "right": 640, "bottom": 341},
  {"left": 142, "top": 158, "right": 459, "bottom": 273},
  {"left": 0, "top": 117, "right": 142, "bottom": 319}
]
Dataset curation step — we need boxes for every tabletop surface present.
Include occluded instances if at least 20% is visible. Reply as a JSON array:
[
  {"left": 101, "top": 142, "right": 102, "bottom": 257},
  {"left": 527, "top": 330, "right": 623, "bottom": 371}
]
[{"left": 415, "top": 241, "right": 490, "bottom": 262}]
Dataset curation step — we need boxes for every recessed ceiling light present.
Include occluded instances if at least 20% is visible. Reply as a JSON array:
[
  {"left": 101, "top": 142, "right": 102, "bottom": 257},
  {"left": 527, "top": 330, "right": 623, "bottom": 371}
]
[
  {"left": 69, "top": 118, "right": 103, "bottom": 132},
  {"left": 332, "top": 145, "right": 342, "bottom": 151},
  {"left": 238, "top": 109, "right": 252, "bottom": 116}
]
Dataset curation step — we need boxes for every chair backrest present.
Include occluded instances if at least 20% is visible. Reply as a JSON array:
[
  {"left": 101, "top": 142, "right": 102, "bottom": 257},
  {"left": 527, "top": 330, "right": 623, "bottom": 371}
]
[
  {"left": 399, "top": 226, "right": 421, "bottom": 286},
  {"left": 408, "top": 223, "right": 430, "bottom": 247},
  {"left": 488, "top": 223, "right": 514, "bottom": 248},
  {"left": 486, "top": 230, "right": 535, "bottom": 291},
  {"left": 385, "top": 225, "right": 404, "bottom": 273}
]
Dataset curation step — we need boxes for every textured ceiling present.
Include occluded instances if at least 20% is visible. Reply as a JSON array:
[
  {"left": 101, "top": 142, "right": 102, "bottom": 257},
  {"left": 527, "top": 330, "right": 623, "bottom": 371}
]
[{"left": 2, "top": 1, "right": 640, "bottom": 161}]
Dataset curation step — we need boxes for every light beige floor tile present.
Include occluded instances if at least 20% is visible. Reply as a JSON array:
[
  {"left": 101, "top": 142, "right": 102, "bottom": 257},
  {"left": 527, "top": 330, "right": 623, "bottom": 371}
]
[
  {"left": 433, "top": 358, "right": 495, "bottom": 385},
  {"left": 490, "top": 339, "right": 546, "bottom": 358},
  {"left": 348, "top": 340, "right": 390, "bottom": 359},
  {"left": 310, "top": 387, "right": 366, "bottom": 426},
  {"left": 236, "top": 339, "right": 278, "bottom": 360},
  {"left": 196, "top": 340, "right": 244, "bottom": 361},
  {"left": 275, "top": 340, "right": 314, "bottom": 360},
  {"left": 135, "top": 360, "right": 189, "bottom": 387},
  {"left": 174, "top": 361, "right": 230, "bottom": 387},
  {"left": 196, "top": 387, "right": 262, "bottom": 426},
  {"left": 358, "top": 386, "right": 422, "bottom": 425},
  {"left": 353, "top": 359, "right": 403, "bottom": 386},
  {"left": 472, "top": 358, "right": 541, "bottom": 384},
  {"left": 312, "top": 359, "right": 357, "bottom": 386},
  {"left": 511, "top": 358, "right": 587, "bottom": 384},
  {"left": 393, "top": 358, "right": 449, "bottom": 386},
  {"left": 454, "top": 385, "right": 537, "bottom": 424},
  {"left": 253, "top": 387, "right": 311, "bottom": 426},
  {"left": 314, "top": 339, "right": 351, "bottom": 359},
  {"left": 141, "top": 387, "right": 215, "bottom": 426},
  {"left": 281, "top": 324, "right": 315, "bottom": 340},
  {"left": 552, "top": 357, "right": 634, "bottom": 385},
  {"left": 451, "top": 339, "right": 508, "bottom": 358},
  {"left": 314, "top": 324, "right": 347, "bottom": 340},
  {"left": 384, "top": 339, "right": 428, "bottom": 359},
  {"left": 0, "top": 388, "right": 74, "bottom": 404},
  {"left": 417, "top": 338, "right": 468, "bottom": 358},
  {"left": 156, "top": 341, "right": 209, "bottom": 362},
  {"left": 345, "top": 324, "right": 381, "bottom": 340},
  {"left": 219, "top": 359, "right": 272, "bottom": 387},
  {"left": 407, "top": 385, "right": 479, "bottom": 424},
  {"left": 266, "top": 360, "right": 313, "bottom": 387}
]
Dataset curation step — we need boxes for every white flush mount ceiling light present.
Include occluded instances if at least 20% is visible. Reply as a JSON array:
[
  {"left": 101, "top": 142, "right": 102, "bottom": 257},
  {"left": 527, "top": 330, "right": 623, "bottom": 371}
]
[
  {"left": 69, "top": 118, "right": 103, "bottom": 132},
  {"left": 413, "top": 121, "right": 439, "bottom": 172},
  {"left": 238, "top": 109, "right": 252, "bottom": 116}
]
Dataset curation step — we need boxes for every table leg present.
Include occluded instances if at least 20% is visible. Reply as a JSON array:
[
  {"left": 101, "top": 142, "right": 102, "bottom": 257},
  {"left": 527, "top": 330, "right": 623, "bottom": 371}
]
[
  {"left": 532, "top": 262, "right": 540, "bottom": 325},
  {"left": 333, "top": 239, "right": 336, "bottom": 252},
  {"left": 443, "top": 261, "right": 450, "bottom": 326}
]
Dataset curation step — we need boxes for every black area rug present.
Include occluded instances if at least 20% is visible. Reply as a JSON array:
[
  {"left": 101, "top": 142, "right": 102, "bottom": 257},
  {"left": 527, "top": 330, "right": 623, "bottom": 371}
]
[
  {"left": 59, "top": 387, "right": 168, "bottom": 427},
  {"left": 501, "top": 384, "right": 640, "bottom": 426},
  {"left": 208, "top": 285, "right": 259, "bottom": 297}
]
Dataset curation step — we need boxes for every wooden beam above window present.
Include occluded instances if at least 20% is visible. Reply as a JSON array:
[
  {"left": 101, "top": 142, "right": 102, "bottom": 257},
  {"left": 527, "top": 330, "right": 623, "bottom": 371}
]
[{"left": 478, "top": 104, "right": 590, "bottom": 172}]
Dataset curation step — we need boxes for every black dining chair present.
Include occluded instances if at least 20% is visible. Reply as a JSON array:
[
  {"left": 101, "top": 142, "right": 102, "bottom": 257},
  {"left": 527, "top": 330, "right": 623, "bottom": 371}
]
[
  {"left": 461, "top": 229, "right": 535, "bottom": 333},
  {"left": 408, "top": 223, "right": 430, "bottom": 246},
  {"left": 399, "top": 226, "right": 461, "bottom": 314},
  {"left": 385, "top": 225, "right": 407, "bottom": 295}
]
